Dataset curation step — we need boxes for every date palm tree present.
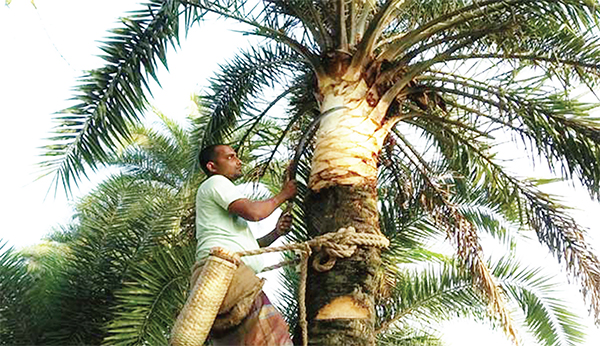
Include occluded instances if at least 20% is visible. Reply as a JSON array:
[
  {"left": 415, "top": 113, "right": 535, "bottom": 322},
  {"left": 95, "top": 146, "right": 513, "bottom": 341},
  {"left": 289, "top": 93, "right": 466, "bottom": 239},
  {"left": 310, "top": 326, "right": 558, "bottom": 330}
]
[
  {"left": 4, "top": 112, "right": 205, "bottom": 345},
  {"left": 97, "top": 116, "right": 587, "bottom": 346},
  {"left": 21, "top": 113, "right": 587, "bottom": 345},
  {"left": 42, "top": 1, "right": 600, "bottom": 344},
  {"left": 0, "top": 239, "right": 73, "bottom": 345}
]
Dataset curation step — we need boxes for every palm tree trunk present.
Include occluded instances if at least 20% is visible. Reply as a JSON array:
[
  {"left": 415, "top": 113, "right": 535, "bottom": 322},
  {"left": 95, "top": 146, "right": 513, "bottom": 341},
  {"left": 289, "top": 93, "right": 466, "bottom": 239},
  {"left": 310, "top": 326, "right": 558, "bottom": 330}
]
[
  {"left": 305, "top": 184, "right": 381, "bottom": 346},
  {"left": 303, "top": 74, "right": 395, "bottom": 345}
]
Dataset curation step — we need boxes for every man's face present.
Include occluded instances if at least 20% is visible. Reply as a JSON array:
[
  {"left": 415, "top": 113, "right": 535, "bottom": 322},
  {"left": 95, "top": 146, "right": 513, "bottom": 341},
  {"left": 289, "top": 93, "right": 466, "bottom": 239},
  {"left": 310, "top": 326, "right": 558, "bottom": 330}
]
[{"left": 207, "top": 145, "right": 243, "bottom": 180}]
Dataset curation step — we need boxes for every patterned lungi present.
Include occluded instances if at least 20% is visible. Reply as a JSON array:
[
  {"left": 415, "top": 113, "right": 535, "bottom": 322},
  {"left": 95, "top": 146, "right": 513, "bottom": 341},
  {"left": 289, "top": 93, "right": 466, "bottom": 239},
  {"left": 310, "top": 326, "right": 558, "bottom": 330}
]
[{"left": 209, "top": 291, "right": 293, "bottom": 346}]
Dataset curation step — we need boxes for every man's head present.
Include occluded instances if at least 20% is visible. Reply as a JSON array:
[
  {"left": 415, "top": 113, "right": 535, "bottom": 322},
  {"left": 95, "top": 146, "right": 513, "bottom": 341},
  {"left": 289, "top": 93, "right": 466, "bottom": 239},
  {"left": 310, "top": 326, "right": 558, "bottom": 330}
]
[{"left": 199, "top": 144, "right": 243, "bottom": 180}]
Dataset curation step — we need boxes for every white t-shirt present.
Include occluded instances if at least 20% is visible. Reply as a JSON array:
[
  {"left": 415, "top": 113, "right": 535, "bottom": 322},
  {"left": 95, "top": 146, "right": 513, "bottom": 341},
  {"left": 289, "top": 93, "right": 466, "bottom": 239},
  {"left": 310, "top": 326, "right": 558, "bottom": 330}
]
[{"left": 195, "top": 175, "right": 264, "bottom": 272}]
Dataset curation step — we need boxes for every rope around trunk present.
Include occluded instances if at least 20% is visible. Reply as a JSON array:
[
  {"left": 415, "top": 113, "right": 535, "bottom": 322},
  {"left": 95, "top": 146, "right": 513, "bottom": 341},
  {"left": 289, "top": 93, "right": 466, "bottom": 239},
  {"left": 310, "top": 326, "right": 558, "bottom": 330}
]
[{"left": 235, "top": 226, "right": 389, "bottom": 346}]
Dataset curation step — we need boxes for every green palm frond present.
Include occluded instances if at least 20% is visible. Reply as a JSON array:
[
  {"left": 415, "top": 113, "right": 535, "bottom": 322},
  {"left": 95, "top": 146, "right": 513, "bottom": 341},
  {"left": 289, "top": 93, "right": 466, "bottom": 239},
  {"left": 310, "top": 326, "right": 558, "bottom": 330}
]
[
  {"left": 18, "top": 242, "right": 71, "bottom": 343},
  {"left": 41, "top": 0, "right": 200, "bottom": 192},
  {"left": 103, "top": 243, "right": 195, "bottom": 346},
  {"left": 44, "top": 224, "right": 78, "bottom": 244},
  {"left": 112, "top": 113, "right": 198, "bottom": 189},
  {"left": 0, "top": 241, "right": 77, "bottom": 345},
  {"left": 78, "top": 175, "right": 187, "bottom": 253},
  {"left": 286, "top": 69, "right": 320, "bottom": 121},
  {"left": 378, "top": 174, "right": 448, "bottom": 266},
  {"left": 45, "top": 175, "right": 188, "bottom": 345},
  {"left": 189, "top": 94, "right": 213, "bottom": 171},
  {"left": 494, "top": 257, "right": 586, "bottom": 346},
  {"left": 200, "top": 42, "right": 304, "bottom": 146},
  {"left": 420, "top": 73, "right": 600, "bottom": 200},
  {"left": 277, "top": 261, "right": 302, "bottom": 341},
  {"left": 377, "top": 255, "right": 587, "bottom": 346},
  {"left": 402, "top": 105, "right": 600, "bottom": 321},
  {"left": 379, "top": 0, "right": 600, "bottom": 61},
  {"left": 446, "top": 20, "right": 600, "bottom": 88},
  {"left": 40, "top": 112, "right": 202, "bottom": 344},
  {"left": 377, "top": 326, "right": 444, "bottom": 346},
  {"left": 0, "top": 242, "right": 32, "bottom": 345},
  {"left": 262, "top": 0, "right": 332, "bottom": 51},
  {"left": 376, "top": 262, "right": 485, "bottom": 335}
]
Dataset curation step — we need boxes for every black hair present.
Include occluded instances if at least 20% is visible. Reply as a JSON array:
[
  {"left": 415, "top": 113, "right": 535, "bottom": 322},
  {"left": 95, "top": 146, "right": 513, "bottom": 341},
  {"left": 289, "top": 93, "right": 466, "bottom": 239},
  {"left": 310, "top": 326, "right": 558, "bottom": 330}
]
[{"left": 198, "top": 144, "right": 222, "bottom": 175}]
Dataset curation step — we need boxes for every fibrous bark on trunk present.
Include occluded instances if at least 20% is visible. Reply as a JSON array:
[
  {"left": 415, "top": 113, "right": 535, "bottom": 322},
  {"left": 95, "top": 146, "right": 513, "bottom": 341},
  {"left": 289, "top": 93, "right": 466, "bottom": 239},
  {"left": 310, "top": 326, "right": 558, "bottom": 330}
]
[{"left": 305, "top": 184, "right": 381, "bottom": 346}]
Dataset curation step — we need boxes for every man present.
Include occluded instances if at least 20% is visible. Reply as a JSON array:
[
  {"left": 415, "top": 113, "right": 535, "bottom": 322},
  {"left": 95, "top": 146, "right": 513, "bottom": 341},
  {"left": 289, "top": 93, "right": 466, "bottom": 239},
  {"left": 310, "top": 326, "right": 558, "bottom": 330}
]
[{"left": 195, "top": 144, "right": 296, "bottom": 345}]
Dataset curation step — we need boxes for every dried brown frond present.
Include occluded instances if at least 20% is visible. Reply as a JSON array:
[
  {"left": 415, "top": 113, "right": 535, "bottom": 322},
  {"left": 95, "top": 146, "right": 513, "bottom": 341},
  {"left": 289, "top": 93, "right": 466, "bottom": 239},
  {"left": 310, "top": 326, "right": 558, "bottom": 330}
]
[
  {"left": 423, "top": 189, "right": 519, "bottom": 344},
  {"left": 539, "top": 213, "right": 600, "bottom": 322}
]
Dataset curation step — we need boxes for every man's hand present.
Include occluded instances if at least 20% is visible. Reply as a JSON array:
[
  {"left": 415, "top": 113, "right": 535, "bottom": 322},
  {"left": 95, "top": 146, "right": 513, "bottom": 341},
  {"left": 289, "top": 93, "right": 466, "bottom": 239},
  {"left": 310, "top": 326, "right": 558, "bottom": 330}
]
[
  {"left": 275, "top": 213, "right": 293, "bottom": 236},
  {"left": 280, "top": 180, "right": 297, "bottom": 201},
  {"left": 258, "top": 212, "right": 294, "bottom": 247}
]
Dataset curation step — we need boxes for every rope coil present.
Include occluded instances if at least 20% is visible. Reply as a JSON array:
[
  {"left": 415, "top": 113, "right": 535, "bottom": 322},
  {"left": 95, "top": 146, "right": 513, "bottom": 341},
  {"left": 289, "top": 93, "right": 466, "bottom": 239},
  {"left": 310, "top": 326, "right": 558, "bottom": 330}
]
[
  {"left": 237, "top": 226, "right": 389, "bottom": 271},
  {"left": 235, "top": 226, "right": 389, "bottom": 346}
]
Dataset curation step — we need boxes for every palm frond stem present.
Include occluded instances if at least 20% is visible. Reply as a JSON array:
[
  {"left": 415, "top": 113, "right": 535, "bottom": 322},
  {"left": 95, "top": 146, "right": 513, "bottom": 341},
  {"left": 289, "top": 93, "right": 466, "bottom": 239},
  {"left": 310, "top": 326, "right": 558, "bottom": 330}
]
[
  {"left": 181, "top": 0, "right": 324, "bottom": 76},
  {"left": 447, "top": 54, "right": 600, "bottom": 75},
  {"left": 373, "top": 32, "right": 488, "bottom": 121},
  {"left": 236, "top": 87, "right": 293, "bottom": 149},
  {"left": 338, "top": 0, "right": 348, "bottom": 52},
  {"left": 346, "top": 0, "right": 403, "bottom": 80}
]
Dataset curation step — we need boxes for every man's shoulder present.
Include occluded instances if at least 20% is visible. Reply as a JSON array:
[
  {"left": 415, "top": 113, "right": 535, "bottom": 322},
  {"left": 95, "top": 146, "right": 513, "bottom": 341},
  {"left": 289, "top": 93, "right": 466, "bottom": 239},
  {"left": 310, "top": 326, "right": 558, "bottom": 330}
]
[
  {"left": 200, "top": 175, "right": 233, "bottom": 189},
  {"left": 197, "top": 175, "right": 244, "bottom": 210},
  {"left": 197, "top": 175, "right": 238, "bottom": 200}
]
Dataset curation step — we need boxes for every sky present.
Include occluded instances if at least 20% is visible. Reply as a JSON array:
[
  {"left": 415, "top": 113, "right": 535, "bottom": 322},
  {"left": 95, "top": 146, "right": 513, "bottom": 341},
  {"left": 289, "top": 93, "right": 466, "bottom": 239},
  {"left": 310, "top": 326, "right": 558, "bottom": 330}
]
[{"left": 1, "top": 1, "right": 599, "bottom": 345}]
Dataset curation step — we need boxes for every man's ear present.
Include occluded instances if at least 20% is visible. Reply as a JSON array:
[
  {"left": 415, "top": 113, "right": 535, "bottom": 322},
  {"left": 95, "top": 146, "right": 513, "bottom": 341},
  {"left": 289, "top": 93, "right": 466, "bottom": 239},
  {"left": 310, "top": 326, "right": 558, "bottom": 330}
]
[{"left": 206, "top": 161, "right": 217, "bottom": 174}]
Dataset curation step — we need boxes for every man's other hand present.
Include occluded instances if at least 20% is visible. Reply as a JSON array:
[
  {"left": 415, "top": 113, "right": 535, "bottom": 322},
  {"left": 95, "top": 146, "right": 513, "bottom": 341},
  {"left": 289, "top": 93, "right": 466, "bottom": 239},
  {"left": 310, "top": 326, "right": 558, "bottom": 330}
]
[{"left": 275, "top": 213, "right": 293, "bottom": 236}]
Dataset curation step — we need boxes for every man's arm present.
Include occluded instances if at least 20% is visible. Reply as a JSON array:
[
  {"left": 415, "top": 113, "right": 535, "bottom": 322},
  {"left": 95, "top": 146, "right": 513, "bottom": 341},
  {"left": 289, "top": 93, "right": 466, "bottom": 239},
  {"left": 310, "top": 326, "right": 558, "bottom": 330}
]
[{"left": 228, "top": 180, "right": 296, "bottom": 221}]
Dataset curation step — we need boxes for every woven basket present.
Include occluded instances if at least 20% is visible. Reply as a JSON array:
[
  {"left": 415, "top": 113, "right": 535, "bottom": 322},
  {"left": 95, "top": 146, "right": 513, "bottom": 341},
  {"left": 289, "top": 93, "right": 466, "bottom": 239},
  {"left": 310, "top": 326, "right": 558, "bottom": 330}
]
[{"left": 170, "top": 247, "right": 240, "bottom": 346}]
